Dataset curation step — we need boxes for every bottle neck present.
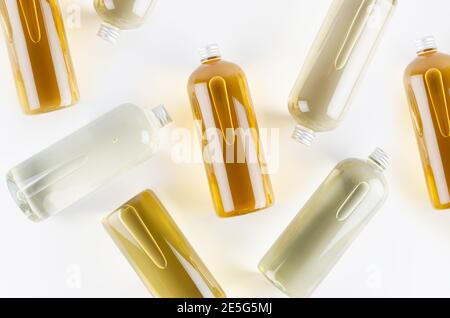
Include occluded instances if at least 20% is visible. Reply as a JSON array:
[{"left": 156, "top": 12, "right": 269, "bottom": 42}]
[
  {"left": 416, "top": 36, "right": 438, "bottom": 56},
  {"left": 368, "top": 148, "right": 390, "bottom": 172},
  {"left": 292, "top": 125, "right": 315, "bottom": 146},
  {"left": 98, "top": 23, "right": 121, "bottom": 44},
  {"left": 417, "top": 48, "right": 437, "bottom": 56},
  {"left": 144, "top": 104, "right": 172, "bottom": 129},
  {"left": 199, "top": 44, "right": 222, "bottom": 63},
  {"left": 201, "top": 56, "right": 222, "bottom": 64}
]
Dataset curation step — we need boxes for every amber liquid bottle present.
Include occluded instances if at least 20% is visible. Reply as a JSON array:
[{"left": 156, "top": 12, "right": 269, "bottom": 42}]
[
  {"left": 404, "top": 36, "right": 450, "bottom": 209},
  {"left": 288, "top": 0, "right": 396, "bottom": 145},
  {"left": 103, "top": 190, "right": 226, "bottom": 298},
  {"left": 0, "top": 0, "right": 79, "bottom": 114},
  {"left": 187, "top": 44, "right": 274, "bottom": 218}
]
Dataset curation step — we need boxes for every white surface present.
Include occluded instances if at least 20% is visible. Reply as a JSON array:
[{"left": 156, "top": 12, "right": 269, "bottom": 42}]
[{"left": 0, "top": 0, "right": 449, "bottom": 298}]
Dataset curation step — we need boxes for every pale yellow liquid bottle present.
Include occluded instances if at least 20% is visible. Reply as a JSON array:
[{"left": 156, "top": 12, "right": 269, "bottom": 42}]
[
  {"left": 103, "top": 190, "right": 226, "bottom": 298},
  {"left": 7, "top": 104, "right": 171, "bottom": 222},
  {"left": 0, "top": 0, "right": 79, "bottom": 115},
  {"left": 94, "top": 0, "right": 157, "bottom": 43},
  {"left": 187, "top": 44, "right": 274, "bottom": 218},
  {"left": 404, "top": 36, "right": 450, "bottom": 209},
  {"left": 289, "top": 0, "right": 396, "bottom": 145},
  {"left": 259, "top": 149, "right": 389, "bottom": 297}
]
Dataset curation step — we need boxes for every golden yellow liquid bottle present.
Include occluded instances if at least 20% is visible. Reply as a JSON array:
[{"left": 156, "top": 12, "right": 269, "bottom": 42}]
[
  {"left": 0, "top": 0, "right": 79, "bottom": 115},
  {"left": 404, "top": 36, "right": 450, "bottom": 209},
  {"left": 187, "top": 44, "right": 274, "bottom": 218},
  {"left": 103, "top": 190, "right": 226, "bottom": 298}
]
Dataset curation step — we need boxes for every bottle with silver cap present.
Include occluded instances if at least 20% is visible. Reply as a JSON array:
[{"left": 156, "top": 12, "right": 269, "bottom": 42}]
[
  {"left": 187, "top": 44, "right": 274, "bottom": 218},
  {"left": 94, "top": 0, "right": 158, "bottom": 44},
  {"left": 259, "top": 148, "right": 389, "bottom": 297},
  {"left": 6, "top": 103, "right": 172, "bottom": 222},
  {"left": 0, "top": 0, "right": 79, "bottom": 114},
  {"left": 288, "top": 0, "right": 397, "bottom": 146},
  {"left": 404, "top": 36, "right": 450, "bottom": 209}
]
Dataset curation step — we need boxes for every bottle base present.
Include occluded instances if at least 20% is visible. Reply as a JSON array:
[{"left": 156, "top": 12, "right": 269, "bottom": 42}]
[
  {"left": 6, "top": 172, "right": 42, "bottom": 222},
  {"left": 258, "top": 262, "right": 310, "bottom": 298},
  {"left": 291, "top": 125, "right": 315, "bottom": 146},
  {"left": 258, "top": 263, "right": 293, "bottom": 297},
  {"left": 97, "top": 23, "right": 121, "bottom": 44}
]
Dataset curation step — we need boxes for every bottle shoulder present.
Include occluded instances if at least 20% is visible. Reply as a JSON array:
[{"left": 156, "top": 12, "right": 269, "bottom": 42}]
[
  {"left": 335, "top": 159, "right": 387, "bottom": 188},
  {"left": 109, "top": 104, "right": 160, "bottom": 129},
  {"left": 94, "top": 0, "right": 152, "bottom": 30},
  {"left": 187, "top": 60, "right": 245, "bottom": 87},
  {"left": 404, "top": 52, "right": 450, "bottom": 79}
]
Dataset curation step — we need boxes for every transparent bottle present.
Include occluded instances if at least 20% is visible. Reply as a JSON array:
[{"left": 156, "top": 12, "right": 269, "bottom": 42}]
[
  {"left": 0, "top": 0, "right": 79, "bottom": 115},
  {"left": 94, "top": 0, "right": 157, "bottom": 44},
  {"left": 187, "top": 44, "right": 274, "bottom": 218},
  {"left": 404, "top": 37, "right": 450, "bottom": 210},
  {"left": 259, "top": 148, "right": 389, "bottom": 297},
  {"left": 6, "top": 104, "right": 171, "bottom": 222},
  {"left": 289, "top": 0, "right": 396, "bottom": 146},
  {"left": 103, "top": 189, "right": 226, "bottom": 298}
]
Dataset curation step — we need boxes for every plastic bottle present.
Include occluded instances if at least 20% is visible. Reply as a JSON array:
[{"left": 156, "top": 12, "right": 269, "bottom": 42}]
[
  {"left": 0, "top": 0, "right": 79, "bottom": 114},
  {"left": 289, "top": 0, "right": 396, "bottom": 145},
  {"left": 103, "top": 189, "right": 226, "bottom": 298},
  {"left": 259, "top": 148, "right": 389, "bottom": 297},
  {"left": 187, "top": 44, "right": 274, "bottom": 218},
  {"left": 7, "top": 104, "right": 171, "bottom": 222},
  {"left": 404, "top": 36, "right": 450, "bottom": 209},
  {"left": 94, "top": 0, "right": 157, "bottom": 44}
]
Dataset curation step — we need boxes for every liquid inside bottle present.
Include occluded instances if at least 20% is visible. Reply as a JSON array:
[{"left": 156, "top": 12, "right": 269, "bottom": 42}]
[
  {"left": 404, "top": 36, "right": 450, "bottom": 209},
  {"left": 289, "top": 0, "right": 396, "bottom": 145},
  {"left": 259, "top": 148, "right": 389, "bottom": 297},
  {"left": 103, "top": 190, "right": 226, "bottom": 298},
  {"left": 187, "top": 44, "right": 274, "bottom": 218},
  {"left": 0, "top": 0, "right": 79, "bottom": 114},
  {"left": 6, "top": 104, "right": 171, "bottom": 222},
  {"left": 94, "top": 0, "right": 157, "bottom": 43}
]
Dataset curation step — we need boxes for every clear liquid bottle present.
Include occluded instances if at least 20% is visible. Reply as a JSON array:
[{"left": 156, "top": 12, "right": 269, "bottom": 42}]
[
  {"left": 187, "top": 44, "right": 274, "bottom": 218},
  {"left": 103, "top": 190, "right": 226, "bottom": 298},
  {"left": 289, "top": 0, "right": 396, "bottom": 145},
  {"left": 259, "top": 148, "right": 389, "bottom": 297},
  {"left": 0, "top": 0, "right": 79, "bottom": 115},
  {"left": 6, "top": 104, "right": 171, "bottom": 222},
  {"left": 94, "top": 0, "right": 157, "bottom": 44},
  {"left": 403, "top": 37, "right": 450, "bottom": 210}
]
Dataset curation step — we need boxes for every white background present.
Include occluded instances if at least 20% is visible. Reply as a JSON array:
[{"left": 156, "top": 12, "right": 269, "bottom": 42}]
[{"left": 0, "top": 0, "right": 449, "bottom": 298}]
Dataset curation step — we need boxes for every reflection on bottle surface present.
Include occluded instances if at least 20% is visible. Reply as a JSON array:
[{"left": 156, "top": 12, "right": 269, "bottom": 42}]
[
  {"left": 103, "top": 190, "right": 226, "bottom": 298},
  {"left": 289, "top": 0, "right": 396, "bottom": 146},
  {"left": 6, "top": 104, "right": 171, "bottom": 222},
  {"left": 187, "top": 44, "right": 274, "bottom": 218},
  {"left": 0, "top": 0, "right": 79, "bottom": 115},
  {"left": 259, "top": 149, "right": 389, "bottom": 297},
  {"left": 404, "top": 36, "right": 450, "bottom": 209},
  {"left": 94, "top": 0, "right": 157, "bottom": 43}
]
